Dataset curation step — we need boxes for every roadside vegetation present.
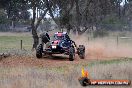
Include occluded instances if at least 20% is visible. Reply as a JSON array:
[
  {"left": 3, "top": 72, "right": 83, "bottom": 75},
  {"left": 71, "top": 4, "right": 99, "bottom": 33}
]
[{"left": 0, "top": 57, "right": 131, "bottom": 88}]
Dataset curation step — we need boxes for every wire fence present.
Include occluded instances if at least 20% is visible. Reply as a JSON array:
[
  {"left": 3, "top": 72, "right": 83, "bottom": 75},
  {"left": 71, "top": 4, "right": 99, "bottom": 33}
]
[
  {"left": 87, "top": 36, "right": 132, "bottom": 48},
  {"left": 0, "top": 35, "right": 132, "bottom": 53},
  {"left": 0, "top": 39, "right": 32, "bottom": 53}
]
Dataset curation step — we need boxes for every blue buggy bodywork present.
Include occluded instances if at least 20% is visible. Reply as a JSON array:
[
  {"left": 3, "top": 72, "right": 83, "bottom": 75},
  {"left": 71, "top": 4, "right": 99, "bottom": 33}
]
[
  {"left": 36, "top": 32, "right": 85, "bottom": 61},
  {"left": 44, "top": 32, "right": 74, "bottom": 55}
]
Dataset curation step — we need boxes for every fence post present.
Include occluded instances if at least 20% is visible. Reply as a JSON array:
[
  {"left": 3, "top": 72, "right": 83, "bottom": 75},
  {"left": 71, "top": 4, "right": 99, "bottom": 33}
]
[
  {"left": 21, "top": 40, "right": 22, "bottom": 50},
  {"left": 117, "top": 36, "right": 119, "bottom": 47},
  {"left": 88, "top": 37, "right": 89, "bottom": 43}
]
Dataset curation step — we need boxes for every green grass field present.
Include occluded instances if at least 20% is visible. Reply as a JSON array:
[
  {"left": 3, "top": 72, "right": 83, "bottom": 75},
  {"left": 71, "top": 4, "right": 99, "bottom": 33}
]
[
  {"left": 0, "top": 34, "right": 32, "bottom": 52},
  {"left": 1, "top": 31, "right": 132, "bottom": 52}
]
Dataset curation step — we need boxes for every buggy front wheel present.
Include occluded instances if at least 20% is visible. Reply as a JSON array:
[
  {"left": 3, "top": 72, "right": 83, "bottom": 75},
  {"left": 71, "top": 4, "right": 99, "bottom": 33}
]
[
  {"left": 36, "top": 44, "right": 43, "bottom": 58},
  {"left": 69, "top": 46, "right": 75, "bottom": 61}
]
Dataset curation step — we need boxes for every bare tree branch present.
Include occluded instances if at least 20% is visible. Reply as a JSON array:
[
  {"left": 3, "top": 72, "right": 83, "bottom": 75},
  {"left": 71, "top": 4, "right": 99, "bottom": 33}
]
[{"left": 35, "top": 9, "right": 48, "bottom": 29}]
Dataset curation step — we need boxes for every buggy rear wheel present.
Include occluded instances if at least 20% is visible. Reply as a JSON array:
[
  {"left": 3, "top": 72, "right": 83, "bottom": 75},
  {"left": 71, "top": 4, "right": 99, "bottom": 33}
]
[
  {"left": 69, "top": 46, "right": 75, "bottom": 61},
  {"left": 36, "top": 44, "right": 43, "bottom": 58},
  {"left": 78, "top": 45, "right": 85, "bottom": 59}
]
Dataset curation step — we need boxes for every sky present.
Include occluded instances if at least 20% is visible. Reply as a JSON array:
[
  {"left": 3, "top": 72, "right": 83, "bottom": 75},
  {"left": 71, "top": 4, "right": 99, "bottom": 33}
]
[
  {"left": 28, "top": 9, "right": 51, "bottom": 19},
  {"left": 120, "top": 0, "right": 126, "bottom": 6}
]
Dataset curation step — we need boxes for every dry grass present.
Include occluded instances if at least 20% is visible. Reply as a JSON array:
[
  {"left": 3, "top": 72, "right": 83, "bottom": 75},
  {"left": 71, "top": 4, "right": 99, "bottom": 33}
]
[{"left": 0, "top": 58, "right": 131, "bottom": 88}]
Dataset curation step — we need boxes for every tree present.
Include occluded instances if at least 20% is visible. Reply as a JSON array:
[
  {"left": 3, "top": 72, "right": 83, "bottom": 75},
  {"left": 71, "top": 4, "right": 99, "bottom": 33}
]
[
  {"left": 1, "top": 0, "right": 132, "bottom": 48},
  {"left": 30, "top": 0, "right": 48, "bottom": 49},
  {"left": 0, "top": 9, "right": 8, "bottom": 24}
]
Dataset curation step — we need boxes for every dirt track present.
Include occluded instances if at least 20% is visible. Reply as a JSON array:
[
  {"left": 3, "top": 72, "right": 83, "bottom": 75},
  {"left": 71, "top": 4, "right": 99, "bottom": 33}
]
[
  {"left": 0, "top": 34, "right": 132, "bottom": 67},
  {"left": 0, "top": 48, "right": 131, "bottom": 68},
  {"left": 0, "top": 55, "right": 91, "bottom": 67}
]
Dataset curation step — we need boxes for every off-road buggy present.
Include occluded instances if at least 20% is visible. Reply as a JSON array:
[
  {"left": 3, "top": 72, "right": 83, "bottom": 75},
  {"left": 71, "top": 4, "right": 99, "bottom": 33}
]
[{"left": 36, "top": 32, "right": 85, "bottom": 61}]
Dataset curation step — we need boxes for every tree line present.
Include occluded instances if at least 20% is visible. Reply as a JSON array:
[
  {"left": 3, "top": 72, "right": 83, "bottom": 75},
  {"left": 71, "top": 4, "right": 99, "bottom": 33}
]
[{"left": 0, "top": 0, "right": 132, "bottom": 49}]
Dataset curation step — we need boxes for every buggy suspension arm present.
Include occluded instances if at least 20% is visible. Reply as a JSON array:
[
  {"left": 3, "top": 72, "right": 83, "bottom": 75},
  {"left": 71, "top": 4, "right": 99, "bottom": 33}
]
[{"left": 72, "top": 40, "right": 78, "bottom": 50}]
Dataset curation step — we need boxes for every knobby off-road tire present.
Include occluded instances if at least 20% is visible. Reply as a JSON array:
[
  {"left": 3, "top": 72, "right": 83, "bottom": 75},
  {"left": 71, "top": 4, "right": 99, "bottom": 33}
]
[
  {"left": 69, "top": 46, "right": 75, "bottom": 61},
  {"left": 78, "top": 45, "right": 85, "bottom": 59},
  {"left": 36, "top": 44, "right": 43, "bottom": 58}
]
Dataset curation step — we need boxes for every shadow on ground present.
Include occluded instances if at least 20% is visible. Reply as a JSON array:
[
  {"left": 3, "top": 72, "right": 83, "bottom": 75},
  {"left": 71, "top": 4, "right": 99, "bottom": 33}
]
[{"left": 41, "top": 54, "right": 69, "bottom": 61}]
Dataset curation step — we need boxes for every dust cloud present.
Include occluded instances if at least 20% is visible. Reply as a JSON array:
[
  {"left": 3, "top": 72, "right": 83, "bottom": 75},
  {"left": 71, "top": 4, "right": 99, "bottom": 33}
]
[{"left": 72, "top": 35, "right": 132, "bottom": 60}]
